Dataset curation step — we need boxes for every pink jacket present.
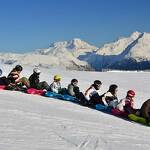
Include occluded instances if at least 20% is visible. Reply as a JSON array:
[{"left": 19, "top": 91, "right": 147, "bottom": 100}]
[{"left": 117, "top": 97, "right": 134, "bottom": 111}]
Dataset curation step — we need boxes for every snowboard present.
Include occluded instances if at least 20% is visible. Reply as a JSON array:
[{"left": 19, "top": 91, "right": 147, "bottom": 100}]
[
  {"left": 45, "top": 91, "right": 78, "bottom": 103},
  {"left": 128, "top": 114, "right": 150, "bottom": 126},
  {"left": 27, "top": 88, "right": 45, "bottom": 96}
]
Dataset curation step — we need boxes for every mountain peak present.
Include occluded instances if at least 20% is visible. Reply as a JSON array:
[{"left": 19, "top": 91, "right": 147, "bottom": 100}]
[
  {"left": 46, "top": 38, "right": 97, "bottom": 52},
  {"left": 67, "top": 38, "right": 97, "bottom": 51},
  {"left": 68, "top": 38, "right": 86, "bottom": 49},
  {"left": 130, "top": 31, "right": 142, "bottom": 39},
  {"left": 72, "top": 38, "right": 82, "bottom": 42}
]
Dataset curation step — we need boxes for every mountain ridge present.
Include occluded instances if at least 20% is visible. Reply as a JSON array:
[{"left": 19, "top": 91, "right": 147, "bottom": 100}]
[{"left": 0, "top": 31, "right": 150, "bottom": 71}]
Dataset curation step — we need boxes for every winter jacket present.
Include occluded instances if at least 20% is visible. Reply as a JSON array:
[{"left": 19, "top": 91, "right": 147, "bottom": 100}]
[
  {"left": 140, "top": 99, "right": 150, "bottom": 122},
  {"left": 50, "top": 81, "right": 61, "bottom": 93},
  {"left": 89, "top": 91, "right": 118, "bottom": 107},
  {"left": 102, "top": 92, "right": 118, "bottom": 108},
  {"left": 29, "top": 73, "right": 40, "bottom": 88},
  {"left": 7, "top": 69, "right": 20, "bottom": 84},
  {"left": 101, "top": 92, "right": 118, "bottom": 108},
  {"left": 84, "top": 85, "right": 100, "bottom": 101},
  {"left": 0, "top": 76, "right": 10, "bottom": 85},
  {"left": 117, "top": 97, "right": 134, "bottom": 112},
  {"left": 68, "top": 84, "right": 80, "bottom": 97}
]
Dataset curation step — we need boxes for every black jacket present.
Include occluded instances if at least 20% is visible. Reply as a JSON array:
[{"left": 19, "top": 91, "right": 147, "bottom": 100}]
[{"left": 29, "top": 73, "right": 40, "bottom": 88}]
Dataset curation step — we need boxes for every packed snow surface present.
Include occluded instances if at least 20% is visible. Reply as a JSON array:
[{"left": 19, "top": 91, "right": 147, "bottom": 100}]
[{"left": 0, "top": 65, "right": 150, "bottom": 150}]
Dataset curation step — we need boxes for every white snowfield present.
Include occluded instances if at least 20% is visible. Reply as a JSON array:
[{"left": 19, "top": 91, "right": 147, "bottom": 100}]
[{"left": 0, "top": 66, "right": 150, "bottom": 150}]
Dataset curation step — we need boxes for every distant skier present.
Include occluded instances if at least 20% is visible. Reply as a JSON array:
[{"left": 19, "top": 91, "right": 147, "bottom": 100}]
[
  {"left": 29, "top": 68, "right": 49, "bottom": 90},
  {"left": 50, "top": 75, "right": 62, "bottom": 93}
]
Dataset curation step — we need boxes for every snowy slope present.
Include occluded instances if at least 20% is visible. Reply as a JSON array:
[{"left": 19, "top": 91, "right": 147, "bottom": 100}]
[
  {"left": 0, "top": 53, "right": 91, "bottom": 71},
  {"left": 0, "top": 65, "right": 150, "bottom": 150}
]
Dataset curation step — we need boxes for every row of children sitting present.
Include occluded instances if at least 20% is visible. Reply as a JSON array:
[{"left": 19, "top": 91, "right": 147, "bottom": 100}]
[
  {"left": 1, "top": 65, "right": 149, "bottom": 123},
  {"left": 68, "top": 74, "right": 150, "bottom": 124},
  {"left": 67, "top": 78, "right": 149, "bottom": 122},
  {"left": 0, "top": 65, "right": 77, "bottom": 93},
  {"left": 0, "top": 65, "right": 136, "bottom": 115}
]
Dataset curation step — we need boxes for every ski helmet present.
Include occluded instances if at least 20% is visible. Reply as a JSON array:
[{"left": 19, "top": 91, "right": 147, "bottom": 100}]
[
  {"left": 15, "top": 65, "right": 23, "bottom": 71},
  {"left": 127, "top": 90, "right": 135, "bottom": 97},
  {"left": 33, "top": 68, "right": 41, "bottom": 74},
  {"left": 54, "top": 75, "right": 61, "bottom": 81}
]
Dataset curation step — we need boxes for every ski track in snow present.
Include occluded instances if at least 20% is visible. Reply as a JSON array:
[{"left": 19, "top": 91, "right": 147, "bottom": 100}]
[{"left": 0, "top": 66, "right": 150, "bottom": 150}]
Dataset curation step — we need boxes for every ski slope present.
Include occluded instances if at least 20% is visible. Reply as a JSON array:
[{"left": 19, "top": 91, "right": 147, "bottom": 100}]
[{"left": 0, "top": 66, "right": 150, "bottom": 150}]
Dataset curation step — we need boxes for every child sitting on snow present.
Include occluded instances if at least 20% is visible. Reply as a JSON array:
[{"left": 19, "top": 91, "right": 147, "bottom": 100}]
[
  {"left": 116, "top": 90, "right": 136, "bottom": 114},
  {"left": 6, "top": 65, "right": 30, "bottom": 90},
  {"left": 84, "top": 80, "right": 102, "bottom": 101},
  {"left": 29, "top": 68, "right": 49, "bottom": 91},
  {"left": 89, "top": 84, "right": 118, "bottom": 108},
  {"left": 67, "top": 79, "right": 80, "bottom": 98},
  {"left": 50, "top": 75, "right": 62, "bottom": 93},
  {"left": 81, "top": 80, "right": 102, "bottom": 106},
  {"left": 101, "top": 84, "right": 119, "bottom": 108}
]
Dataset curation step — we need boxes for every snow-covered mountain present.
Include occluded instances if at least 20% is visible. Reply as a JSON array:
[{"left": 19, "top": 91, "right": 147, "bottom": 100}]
[
  {"left": 0, "top": 32, "right": 150, "bottom": 71},
  {"left": 0, "top": 38, "right": 97, "bottom": 71},
  {"left": 96, "top": 31, "right": 141, "bottom": 55},
  {"left": 85, "top": 31, "right": 150, "bottom": 70},
  {"left": 36, "top": 38, "right": 97, "bottom": 57},
  {"left": 124, "top": 32, "right": 150, "bottom": 60},
  {"left": 0, "top": 52, "right": 91, "bottom": 71}
]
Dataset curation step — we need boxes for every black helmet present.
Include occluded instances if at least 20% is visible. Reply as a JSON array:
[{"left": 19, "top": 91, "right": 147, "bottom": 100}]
[
  {"left": 71, "top": 79, "right": 78, "bottom": 83},
  {"left": 15, "top": 65, "right": 23, "bottom": 71},
  {"left": 94, "top": 80, "right": 102, "bottom": 86}
]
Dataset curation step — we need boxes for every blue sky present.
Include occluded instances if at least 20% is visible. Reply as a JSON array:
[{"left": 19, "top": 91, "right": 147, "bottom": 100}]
[{"left": 0, "top": 0, "right": 150, "bottom": 53}]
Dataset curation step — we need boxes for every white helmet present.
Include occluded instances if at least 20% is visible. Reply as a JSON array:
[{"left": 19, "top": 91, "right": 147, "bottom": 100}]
[{"left": 33, "top": 68, "right": 41, "bottom": 74}]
